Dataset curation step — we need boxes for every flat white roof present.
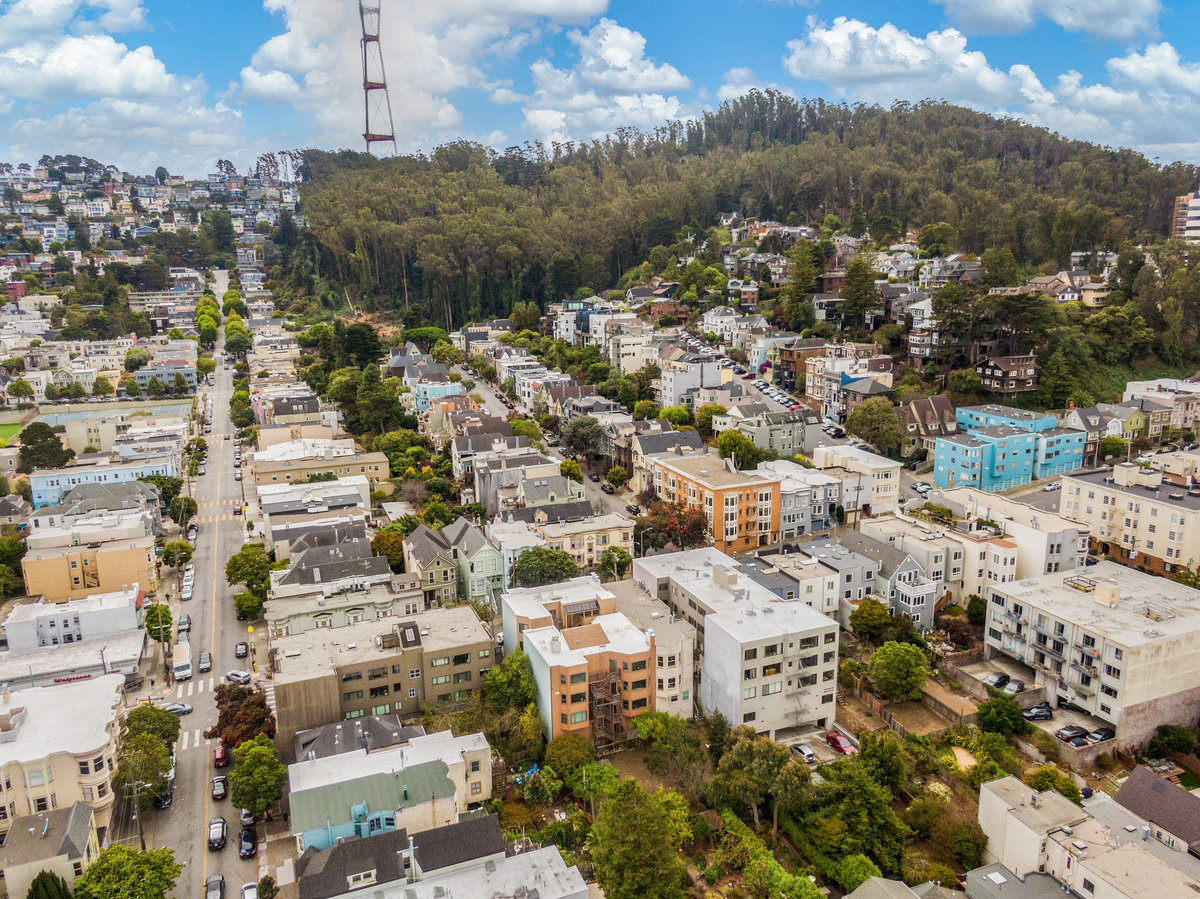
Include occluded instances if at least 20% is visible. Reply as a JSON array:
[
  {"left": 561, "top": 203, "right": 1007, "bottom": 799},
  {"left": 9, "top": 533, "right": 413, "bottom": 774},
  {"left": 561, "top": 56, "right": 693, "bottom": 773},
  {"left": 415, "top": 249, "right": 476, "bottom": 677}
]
[
  {"left": 995, "top": 561, "right": 1200, "bottom": 646},
  {"left": 256, "top": 475, "right": 369, "bottom": 501},
  {"left": 287, "top": 728, "right": 488, "bottom": 794},
  {"left": 5, "top": 584, "right": 140, "bottom": 624},
  {"left": 254, "top": 438, "right": 359, "bottom": 463},
  {"left": 500, "top": 575, "right": 614, "bottom": 622},
  {"left": 938, "top": 486, "right": 1086, "bottom": 534},
  {"left": 524, "top": 611, "right": 651, "bottom": 668},
  {"left": 0, "top": 629, "right": 145, "bottom": 683},
  {"left": 536, "top": 513, "right": 633, "bottom": 538},
  {"left": 0, "top": 674, "right": 123, "bottom": 765}
]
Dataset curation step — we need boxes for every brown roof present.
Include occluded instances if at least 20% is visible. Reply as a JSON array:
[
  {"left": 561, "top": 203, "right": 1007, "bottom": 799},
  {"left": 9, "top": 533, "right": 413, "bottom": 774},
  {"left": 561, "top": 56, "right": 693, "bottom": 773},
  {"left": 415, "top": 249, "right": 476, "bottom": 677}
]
[
  {"left": 563, "top": 623, "right": 608, "bottom": 650},
  {"left": 1113, "top": 765, "right": 1200, "bottom": 849}
]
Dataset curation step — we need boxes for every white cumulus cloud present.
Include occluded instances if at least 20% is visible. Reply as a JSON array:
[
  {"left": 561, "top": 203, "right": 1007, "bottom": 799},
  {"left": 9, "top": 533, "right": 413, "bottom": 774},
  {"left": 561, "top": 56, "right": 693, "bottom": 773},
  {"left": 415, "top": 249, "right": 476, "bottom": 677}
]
[{"left": 931, "top": 0, "right": 1160, "bottom": 40}]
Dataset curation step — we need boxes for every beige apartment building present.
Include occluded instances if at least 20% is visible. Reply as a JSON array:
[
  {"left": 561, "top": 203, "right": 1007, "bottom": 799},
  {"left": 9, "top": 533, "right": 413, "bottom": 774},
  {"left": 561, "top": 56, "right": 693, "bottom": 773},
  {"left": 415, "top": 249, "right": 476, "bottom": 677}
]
[
  {"left": 0, "top": 675, "right": 123, "bottom": 844},
  {"left": 251, "top": 440, "right": 390, "bottom": 490},
  {"left": 536, "top": 513, "right": 634, "bottom": 572},
  {"left": 270, "top": 607, "right": 493, "bottom": 751},
  {"left": 1060, "top": 462, "right": 1200, "bottom": 576},
  {"left": 22, "top": 534, "right": 157, "bottom": 602}
]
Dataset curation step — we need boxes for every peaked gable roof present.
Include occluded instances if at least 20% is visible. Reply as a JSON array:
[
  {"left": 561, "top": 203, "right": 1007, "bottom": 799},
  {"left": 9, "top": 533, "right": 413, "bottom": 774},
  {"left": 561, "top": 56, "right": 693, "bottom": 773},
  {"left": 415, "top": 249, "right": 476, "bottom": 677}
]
[{"left": 1113, "top": 765, "right": 1200, "bottom": 849}]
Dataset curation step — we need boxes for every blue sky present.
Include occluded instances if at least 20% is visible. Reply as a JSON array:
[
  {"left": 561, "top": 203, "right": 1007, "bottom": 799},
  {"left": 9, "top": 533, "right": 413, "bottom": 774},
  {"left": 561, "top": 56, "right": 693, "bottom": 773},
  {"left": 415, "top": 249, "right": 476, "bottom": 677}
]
[{"left": 1, "top": 0, "right": 1199, "bottom": 176}]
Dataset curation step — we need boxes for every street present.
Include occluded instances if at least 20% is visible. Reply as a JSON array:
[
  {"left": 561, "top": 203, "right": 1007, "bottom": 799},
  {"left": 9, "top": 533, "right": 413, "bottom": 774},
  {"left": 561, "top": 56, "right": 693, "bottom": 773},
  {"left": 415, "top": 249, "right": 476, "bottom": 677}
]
[{"left": 117, "top": 270, "right": 264, "bottom": 897}]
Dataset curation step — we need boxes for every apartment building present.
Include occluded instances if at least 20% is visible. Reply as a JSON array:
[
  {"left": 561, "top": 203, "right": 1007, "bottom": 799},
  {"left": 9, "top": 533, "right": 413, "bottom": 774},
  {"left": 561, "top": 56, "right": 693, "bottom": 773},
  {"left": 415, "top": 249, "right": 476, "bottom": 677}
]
[
  {"left": 29, "top": 454, "right": 178, "bottom": 509},
  {"left": 22, "top": 534, "right": 157, "bottom": 603},
  {"left": 0, "top": 675, "right": 123, "bottom": 844},
  {"left": 982, "top": 562, "right": 1200, "bottom": 745},
  {"left": 1061, "top": 463, "right": 1200, "bottom": 575},
  {"left": 264, "top": 574, "right": 424, "bottom": 639},
  {"left": 271, "top": 607, "right": 493, "bottom": 748},
  {"left": 634, "top": 548, "right": 839, "bottom": 738},
  {"left": 809, "top": 443, "right": 901, "bottom": 517},
  {"left": 500, "top": 576, "right": 692, "bottom": 746},
  {"left": 935, "top": 487, "right": 1089, "bottom": 579},
  {"left": 757, "top": 459, "right": 841, "bottom": 534},
  {"left": 536, "top": 513, "right": 634, "bottom": 572},
  {"left": 650, "top": 450, "right": 781, "bottom": 555},
  {"left": 251, "top": 439, "right": 390, "bottom": 490},
  {"left": 974, "top": 776, "right": 1200, "bottom": 899},
  {"left": 739, "top": 552, "right": 841, "bottom": 619},
  {"left": 712, "top": 409, "right": 822, "bottom": 459},
  {"left": 975, "top": 353, "right": 1037, "bottom": 394}
]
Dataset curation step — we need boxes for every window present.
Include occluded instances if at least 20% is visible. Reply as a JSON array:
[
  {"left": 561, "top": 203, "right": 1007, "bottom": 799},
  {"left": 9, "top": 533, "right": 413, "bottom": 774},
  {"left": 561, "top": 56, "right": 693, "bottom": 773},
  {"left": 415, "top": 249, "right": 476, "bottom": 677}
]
[
  {"left": 743, "top": 712, "right": 756, "bottom": 723},
  {"left": 761, "top": 663, "right": 781, "bottom": 677},
  {"left": 470, "top": 781, "right": 482, "bottom": 795},
  {"left": 78, "top": 761, "right": 90, "bottom": 775},
  {"left": 343, "top": 690, "right": 364, "bottom": 701},
  {"left": 570, "top": 672, "right": 587, "bottom": 684},
  {"left": 631, "top": 697, "right": 647, "bottom": 710},
  {"left": 453, "top": 671, "right": 472, "bottom": 684},
  {"left": 1082, "top": 878, "right": 1095, "bottom": 893},
  {"left": 452, "top": 653, "right": 470, "bottom": 666},
  {"left": 34, "top": 797, "right": 47, "bottom": 812},
  {"left": 371, "top": 704, "right": 391, "bottom": 715},
  {"left": 762, "top": 682, "right": 782, "bottom": 696},
  {"left": 368, "top": 667, "right": 387, "bottom": 680},
  {"left": 471, "top": 760, "right": 481, "bottom": 773},
  {"left": 348, "top": 871, "right": 377, "bottom": 888},
  {"left": 744, "top": 668, "right": 756, "bottom": 681},
  {"left": 1103, "top": 664, "right": 1121, "bottom": 679},
  {"left": 340, "top": 671, "right": 362, "bottom": 682},
  {"left": 432, "top": 675, "right": 451, "bottom": 685},
  {"left": 743, "top": 687, "right": 756, "bottom": 700},
  {"left": 631, "top": 679, "right": 647, "bottom": 691},
  {"left": 479, "top": 649, "right": 491, "bottom": 659},
  {"left": 570, "top": 691, "right": 586, "bottom": 704},
  {"left": 570, "top": 711, "right": 588, "bottom": 723},
  {"left": 631, "top": 659, "right": 647, "bottom": 671},
  {"left": 369, "top": 686, "right": 389, "bottom": 698},
  {"left": 431, "top": 656, "right": 450, "bottom": 667}
]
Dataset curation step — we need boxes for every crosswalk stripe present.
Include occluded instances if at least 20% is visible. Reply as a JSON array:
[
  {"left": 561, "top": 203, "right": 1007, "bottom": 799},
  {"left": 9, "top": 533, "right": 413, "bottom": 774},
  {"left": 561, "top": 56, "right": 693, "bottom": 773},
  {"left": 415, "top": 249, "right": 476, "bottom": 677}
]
[
  {"left": 175, "top": 685, "right": 184, "bottom": 700},
  {"left": 181, "top": 730, "right": 189, "bottom": 750},
  {"left": 196, "top": 679, "right": 205, "bottom": 694},
  {"left": 194, "top": 729, "right": 201, "bottom": 747},
  {"left": 208, "top": 677, "right": 215, "bottom": 691}
]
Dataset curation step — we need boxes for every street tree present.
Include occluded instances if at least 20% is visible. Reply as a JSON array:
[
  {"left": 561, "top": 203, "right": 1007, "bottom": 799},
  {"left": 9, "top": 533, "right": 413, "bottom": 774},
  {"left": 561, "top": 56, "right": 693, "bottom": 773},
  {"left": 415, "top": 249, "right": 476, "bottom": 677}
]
[
  {"left": 205, "top": 683, "right": 276, "bottom": 748},
  {"left": 143, "top": 604, "right": 173, "bottom": 648},
  {"left": 139, "top": 475, "right": 182, "bottom": 506},
  {"left": 234, "top": 592, "right": 265, "bottom": 620},
  {"left": 6, "top": 378, "right": 33, "bottom": 405},
  {"left": 122, "top": 377, "right": 142, "bottom": 398},
  {"left": 17, "top": 422, "right": 74, "bottom": 472},
  {"left": 74, "top": 846, "right": 181, "bottom": 899},
  {"left": 123, "top": 703, "right": 181, "bottom": 748},
  {"left": 225, "top": 543, "right": 272, "bottom": 597},
  {"left": 559, "top": 459, "right": 583, "bottom": 482},
  {"left": 845, "top": 396, "right": 903, "bottom": 453},
  {"left": 168, "top": 495, "right": 197, "bottom": 528},
  {"left": 92, "top": 375, "right": 113, "bottom": 397},
  {"left": 229, "top": 733, "right": 287, "bottom": 819},
  {"left": 590, "top": 778, "right": 687, "bottom": 899},
  {"left": 869, "top": 641, "right": 930, "bottom": 701},
  {"left": 606, "top": 465, "right": 627, "bottom": 488},
  {"left": 509, "top": 546, "right": 578, "bottom": 588},
  {"left": 146, "top": 376, "right": 166, "bottom": 397},
  {"left": 114, "top": 732, "right": 171, "bottom": 809},
  {"left": 161, "top": 541, "right": 193, "bottom": 569}
]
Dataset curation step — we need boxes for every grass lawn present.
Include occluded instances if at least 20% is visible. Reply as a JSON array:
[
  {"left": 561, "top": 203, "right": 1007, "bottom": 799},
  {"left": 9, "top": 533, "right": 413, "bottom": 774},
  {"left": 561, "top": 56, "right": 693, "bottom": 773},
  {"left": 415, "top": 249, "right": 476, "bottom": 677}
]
[
  {"left": 1179, "top": 770, "right": 1200, "bottom": 791},
  {"left": 0, "top": 423, "right": 22, "bottom": 447}
]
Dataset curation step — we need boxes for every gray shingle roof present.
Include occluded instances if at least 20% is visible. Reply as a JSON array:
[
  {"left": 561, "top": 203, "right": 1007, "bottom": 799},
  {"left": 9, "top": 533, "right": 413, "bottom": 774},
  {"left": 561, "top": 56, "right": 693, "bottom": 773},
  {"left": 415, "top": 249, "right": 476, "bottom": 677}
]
[
  {"left": 1114, "top": 765, "right": 1200, "bottom": 849},
  {"left": 277, "top": 539, "right": 391, "bottom": 587},
  {"left": 403, "top": 524, "right": 453, "bottom": 569},
  {"left": 634, "top": 429, "right": 704, "bottom": 456}
]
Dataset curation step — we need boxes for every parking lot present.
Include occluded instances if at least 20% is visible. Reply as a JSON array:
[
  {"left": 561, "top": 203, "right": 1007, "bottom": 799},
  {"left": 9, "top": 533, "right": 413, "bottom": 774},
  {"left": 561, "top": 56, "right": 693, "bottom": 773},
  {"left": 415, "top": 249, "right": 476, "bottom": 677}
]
[{"left": 778, "top": 730, "right": 850, "bottom": 767}]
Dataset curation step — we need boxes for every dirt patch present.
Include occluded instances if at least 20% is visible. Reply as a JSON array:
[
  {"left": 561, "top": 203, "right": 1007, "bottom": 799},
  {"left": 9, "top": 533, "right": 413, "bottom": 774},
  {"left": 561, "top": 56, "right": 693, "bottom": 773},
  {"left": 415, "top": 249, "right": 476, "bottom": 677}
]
[
  {"left": 887, "top": 700, "right": 954, "bottom": 736},
  {"left": 837, "top": 693, "right": 881, "bottom": 736},
  {"left": 952, "top": 746, "right": 978, "bottom": 767},
  {"left": 606, "top": 748, "right": 671, "bottom": 792}
]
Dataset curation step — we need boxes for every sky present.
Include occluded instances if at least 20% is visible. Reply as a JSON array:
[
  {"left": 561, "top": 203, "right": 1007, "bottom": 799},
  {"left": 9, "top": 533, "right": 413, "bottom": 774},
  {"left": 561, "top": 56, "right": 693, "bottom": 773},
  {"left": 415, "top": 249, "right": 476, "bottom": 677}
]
[{"left": 2, "top": 0, "right": 1200, "bottom": 177}]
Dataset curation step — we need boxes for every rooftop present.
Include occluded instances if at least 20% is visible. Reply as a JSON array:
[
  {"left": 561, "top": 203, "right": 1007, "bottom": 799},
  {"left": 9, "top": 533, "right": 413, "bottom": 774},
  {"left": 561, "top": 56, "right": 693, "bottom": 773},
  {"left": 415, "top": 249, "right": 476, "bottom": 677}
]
[
  {"left": 653, "top": 452, "right": 781, "bottom": 489},
  {"left": 294, "top": 716, "right": 426, "bottom": 763},
  {"left": 524, "top": 611, "right": 650, "bottom": 667},
  {"left": 982, "top": 776, "right": 1087, "bottom": 835},
  {"left": 272, "top": 606, "right": 490, "bottom": 686},
  {"left": 936, "top": 486, "right": 1087, "bottom": 535},
  {"left": 501, "top": 575, "right": 614, "bottom": 623},
  {"left": 1, "top": 802, "right": 93, "bottom": 869},
  {"left": 536, "top": 512, "right": 634, "bottom": 538},
  {"left": 5, "top": 583, "right": 140, "bottom": 625},
  {"left": 993, "top": 561, "right": 1200, "bottom": 646},
  {"left": 961, "top": 403, "right": 1045, "bottom": 421},
  {"left": 1065, "top": 465, "right": 1200, "bottom": 512},
  {"left": 0, "top": 675, "right": 123, "bottom": 765},
  {"left": 351, "top": 846, "right": 586, "bottom": 899},
  {"left": 0, "top": 628, "right": 145, "bottom": 686},
  {"left": 253, "top": 438, "right": 363, "bottom": 464}
]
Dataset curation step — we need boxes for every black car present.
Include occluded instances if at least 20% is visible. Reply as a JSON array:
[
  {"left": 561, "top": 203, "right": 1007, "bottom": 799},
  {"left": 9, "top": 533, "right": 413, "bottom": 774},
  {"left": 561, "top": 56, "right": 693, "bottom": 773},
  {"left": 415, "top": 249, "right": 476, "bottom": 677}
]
[
  {"left": 234, "top": 641, "right": 249, "bottom": 658},
  {"left": 238, "top": 825, "right": 257, "bottom": 858},
  {"left": 1022, "top": 702, "right": 1053, "bottom": 721},
  {"left": 1057, "top": 697, "right": 1089, "bottom": 714},
  {"left": 1055, "top": 725, "right": 1089, "bottom": 742},
  {"left": 208, "top": 817, "right": 227, "bottom": 850},
  {"left": 982, "top": 672, "right": 1011, "bottom": 689},
  {"left": 153, "top": 787, "right": 173, "bottom": 810},
  {"left": 625, "top": 504, "right": 641, "bottom": 515},
  {"left": 600, "top": 483, "right": 615, "bottom": 494},
  {"left": 589, "top": 473, "right": 600, "bottom": 482},
  {"left": 177, "top": 615, "right": 191, "bottom": 634}
]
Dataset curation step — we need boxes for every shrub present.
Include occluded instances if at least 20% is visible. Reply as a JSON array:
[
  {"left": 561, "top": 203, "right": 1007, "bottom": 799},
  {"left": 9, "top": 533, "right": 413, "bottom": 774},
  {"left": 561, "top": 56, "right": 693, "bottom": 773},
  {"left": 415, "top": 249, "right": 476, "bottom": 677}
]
[
  {"left": 1025, "top": 765, "right": 1081, "bottom": 805},
  {"left": 966, "top": 595, "right": 987, "bottom": 626},
  {"left": 704, "top": 864, "right": 720, "bottom": 885},
  {"left": 903, "top": 794, "right": 949, "bottom": 840},
  {"left": 837, "top": 853, "right": 882, "bottom": 892}
]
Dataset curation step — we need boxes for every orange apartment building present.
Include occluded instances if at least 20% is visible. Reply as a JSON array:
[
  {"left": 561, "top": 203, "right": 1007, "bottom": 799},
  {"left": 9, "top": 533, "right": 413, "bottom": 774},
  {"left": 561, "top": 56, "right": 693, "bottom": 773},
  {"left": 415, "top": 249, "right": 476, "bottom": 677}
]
[
  {"left": 650, "top": 450, "right": 782, "bottom": 555},
  {"left": 499, "top": 577, "right": 661, "bottom": 749}
]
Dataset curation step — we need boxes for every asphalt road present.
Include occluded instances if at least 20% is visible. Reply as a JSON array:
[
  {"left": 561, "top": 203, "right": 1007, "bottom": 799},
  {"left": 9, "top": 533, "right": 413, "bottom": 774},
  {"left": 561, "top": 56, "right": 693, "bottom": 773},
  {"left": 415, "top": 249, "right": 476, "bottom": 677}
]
[{"left": 124, "top": 271, "right": 264, "bottom": 898}]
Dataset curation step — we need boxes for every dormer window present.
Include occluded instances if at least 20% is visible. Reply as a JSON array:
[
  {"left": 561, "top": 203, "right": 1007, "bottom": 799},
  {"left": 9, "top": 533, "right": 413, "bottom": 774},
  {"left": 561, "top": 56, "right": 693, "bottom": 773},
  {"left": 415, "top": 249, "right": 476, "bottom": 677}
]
[{"left": 347, "top": 870, "right": 377, "bottom": 887}]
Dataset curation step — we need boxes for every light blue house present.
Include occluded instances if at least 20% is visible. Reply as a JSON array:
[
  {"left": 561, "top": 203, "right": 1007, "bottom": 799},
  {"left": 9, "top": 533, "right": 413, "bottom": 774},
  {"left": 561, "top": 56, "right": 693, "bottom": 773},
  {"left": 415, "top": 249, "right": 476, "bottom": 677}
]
[
  {"left": 30, "top": 453, "right": 179, "bottom": 509},
  {"left": 933, "top": 404, "right": 1084, "bottom": 492},
  {"left": 412, "top": 378, "right": 465, "bottom": 413}
]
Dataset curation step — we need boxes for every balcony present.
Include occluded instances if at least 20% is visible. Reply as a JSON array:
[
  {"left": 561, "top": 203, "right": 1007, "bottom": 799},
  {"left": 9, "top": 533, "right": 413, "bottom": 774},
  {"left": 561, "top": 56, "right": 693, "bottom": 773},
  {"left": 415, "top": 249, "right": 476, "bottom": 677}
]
[{"left": 1029, "top": 639, "right": 1064, "bottom": 661}]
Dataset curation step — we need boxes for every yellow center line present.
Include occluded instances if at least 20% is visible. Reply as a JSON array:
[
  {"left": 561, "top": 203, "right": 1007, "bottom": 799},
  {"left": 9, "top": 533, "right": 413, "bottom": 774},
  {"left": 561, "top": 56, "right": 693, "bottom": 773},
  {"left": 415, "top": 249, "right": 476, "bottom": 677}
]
[{"left": 200, "top": 375, "right": 224, "bottom": 884}]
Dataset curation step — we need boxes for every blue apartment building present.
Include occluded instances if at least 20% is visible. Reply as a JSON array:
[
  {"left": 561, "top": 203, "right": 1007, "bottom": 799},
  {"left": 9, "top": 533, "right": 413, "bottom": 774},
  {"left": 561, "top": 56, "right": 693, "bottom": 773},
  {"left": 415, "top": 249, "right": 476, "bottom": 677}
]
[
  {"left": 933, "top": 404, "right": 1084, "bottom": 492},
  {"left": 412, "top": 378, "right": 464, "bottom": 413},
  {"left": 30, "top": 453, "right": 179, "bottom": 508}
]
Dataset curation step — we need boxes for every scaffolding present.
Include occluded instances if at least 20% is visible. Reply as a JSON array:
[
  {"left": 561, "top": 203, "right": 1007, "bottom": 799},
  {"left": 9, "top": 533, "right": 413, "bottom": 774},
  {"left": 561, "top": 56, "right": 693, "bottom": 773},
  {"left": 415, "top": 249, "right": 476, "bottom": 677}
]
[{"left": 589, "top": 666, "right": 624, "bottom": 756}]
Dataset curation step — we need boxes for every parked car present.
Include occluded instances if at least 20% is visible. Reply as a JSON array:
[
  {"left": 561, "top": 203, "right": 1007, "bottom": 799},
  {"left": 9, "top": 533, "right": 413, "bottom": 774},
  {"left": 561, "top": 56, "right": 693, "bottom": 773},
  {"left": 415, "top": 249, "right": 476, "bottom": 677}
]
[
  {"left": 163, "top": 703, "right": 193, "bottom": 716},
  {"left": 214, "top": 743, "right": 231, "bottom": 767},
  {"left": 1065, "top": 735, "right": 1091, "bottom": 748},
  {"left": 601, "top": 483, "right": 615, "bottom": 494},
  {"left": 1022, "top": 702, "right": 1053, "bottom": 721},
  {"left": 791, "top": 743, "right": 816, "bottom": 764},
  {"left": 1055, "top": 725, "right": 1089, "bottom": 742},
  {"left": 1057, "top": 698, "right": 1089, "bottom": 714},
  {"left": 177, "top": 615, "right": 191, "bottom": 634},
  {"left": 1002, "top": 679, "right": 1026, "bottom": 694},
  {"left": 589, "top": 473, "right": 600, "bottom": 482},
  {"left": 211, "top": 775, "right": 228, "bottom": 800},
  {"left": 825, "top": 732, "right": 857, "bottom": 755},
  {"left": 240, "top": 808, "right": 256, "bottom": 826},
  {"left": 226, "top": 669, "right": 251, "bottom": 684},
  {"left": 234, "top": 641, "right": 249, "bottom": 659},
  {"left": 153, "top": 786, "right": 173, "bottom": 810},
  {"left": 205, "top": 875, "right": 225, "bottom": 899},
  {"left": 1042, "top": 482, "right": 1061, "bottom": 492},
  {"left": 625, "top": 505, "right": 641, "bottom": 515},
  {"left": 208, "top": 817, "right": 227, "bottom": 850},
  {"left": 238, "top": 825, "right": 257, "bottom": 858},
  {"left": 982, "top": 672, "right": 1011, "bottom": 689},
  {"left": 198, "top": 652, "right": 212, "bottom": 673},
  {"left": 181, "top": 586, "right": 193, "bottom": 602},
  {"left": 1086, "top": 728, "right": 1116, "bottom": 743}
]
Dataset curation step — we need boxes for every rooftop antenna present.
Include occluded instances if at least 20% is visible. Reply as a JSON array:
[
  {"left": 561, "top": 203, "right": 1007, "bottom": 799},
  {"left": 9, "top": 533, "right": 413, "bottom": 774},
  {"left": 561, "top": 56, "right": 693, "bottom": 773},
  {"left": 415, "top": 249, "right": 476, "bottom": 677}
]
[{"left": 358, "top": 0, "right": 397, "bottom": 155}]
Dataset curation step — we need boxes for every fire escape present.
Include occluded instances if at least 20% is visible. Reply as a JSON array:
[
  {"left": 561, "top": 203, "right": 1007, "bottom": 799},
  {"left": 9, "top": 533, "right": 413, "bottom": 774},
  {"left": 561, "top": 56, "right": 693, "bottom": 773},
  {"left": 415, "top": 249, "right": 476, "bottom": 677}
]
[{"left": 589, "top": 664, "right": 624, "bottom": 756}]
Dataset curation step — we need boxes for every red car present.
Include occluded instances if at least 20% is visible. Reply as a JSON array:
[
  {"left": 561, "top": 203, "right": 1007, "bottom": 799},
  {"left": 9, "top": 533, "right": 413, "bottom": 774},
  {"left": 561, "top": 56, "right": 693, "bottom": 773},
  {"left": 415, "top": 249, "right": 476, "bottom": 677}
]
[
  {"left": 213, "top": 743, "right": 230, "bottom": 768},
  {"left": 826, "top": 732, "right": 857, "bottom": 755}
]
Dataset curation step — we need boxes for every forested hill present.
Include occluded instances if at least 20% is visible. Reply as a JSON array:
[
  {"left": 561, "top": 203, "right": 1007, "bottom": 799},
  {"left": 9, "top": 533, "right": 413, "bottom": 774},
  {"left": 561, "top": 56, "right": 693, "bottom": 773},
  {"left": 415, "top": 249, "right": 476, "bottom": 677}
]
[{"left": 285, "top": 91, "right": 1199, "bottom": 327}]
